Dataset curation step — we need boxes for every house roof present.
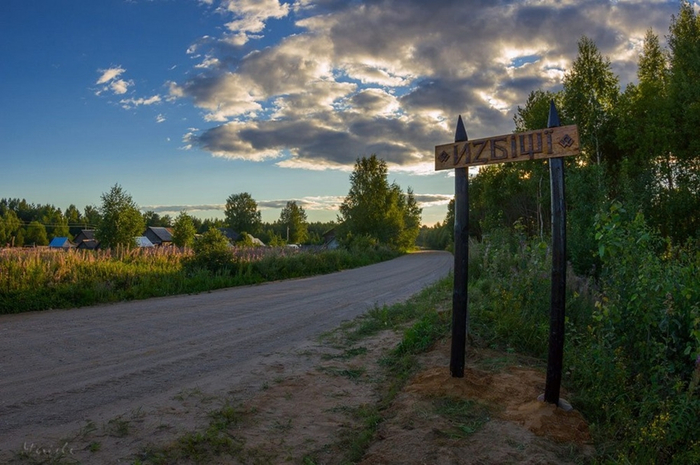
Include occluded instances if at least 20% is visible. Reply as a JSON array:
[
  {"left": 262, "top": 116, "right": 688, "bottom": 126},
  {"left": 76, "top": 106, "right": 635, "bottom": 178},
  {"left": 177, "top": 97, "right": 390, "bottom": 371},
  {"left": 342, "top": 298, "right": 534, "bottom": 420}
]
[
  {"left": 145, "top": 226, "right": 173, "bottom": 242},
  {"left": 135, "top": 236, "right": 155, "bottom": 248},
  {"left": 76, "top": 239, "right": 99, "bottom": 250},
  {"left": 218, "top": 228, "right": 241, "bottom": 241},
  {"left": 75, "top": 229, "right": 96, "bottom": 241},
  {"left": 48, "top": 237, "right": 74, "bottom": 248}
]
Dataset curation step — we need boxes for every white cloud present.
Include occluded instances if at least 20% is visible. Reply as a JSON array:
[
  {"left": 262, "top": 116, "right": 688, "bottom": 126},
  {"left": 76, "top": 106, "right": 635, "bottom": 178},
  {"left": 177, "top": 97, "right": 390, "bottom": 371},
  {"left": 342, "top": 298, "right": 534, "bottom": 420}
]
[
  {"left": 411, "top": 193, "right": 453, "bottom": 209},
  {"left": 96, "top": 66, "right": 125, "bottom": 85},
  {"left": 120, "top": 95, "right": 162, "bottom": 109},
  {"left": 95, "top": 66, "right": 133, "bottom": 96},
  {"left": 217, "top": 0, "right": 290, "bottom": 45},
  {"left": 141, "top": 195, "right": 344, "bottom": 214},
  {"left": 161, "top": 0, "right": 681, "bottom": 173}
]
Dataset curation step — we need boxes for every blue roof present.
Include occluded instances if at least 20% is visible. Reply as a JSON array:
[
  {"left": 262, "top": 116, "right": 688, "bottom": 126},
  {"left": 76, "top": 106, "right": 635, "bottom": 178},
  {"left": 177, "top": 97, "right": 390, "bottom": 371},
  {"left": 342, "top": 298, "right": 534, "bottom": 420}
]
[{"left": 48, "top": 237, "right": 72, "bottom": 248}]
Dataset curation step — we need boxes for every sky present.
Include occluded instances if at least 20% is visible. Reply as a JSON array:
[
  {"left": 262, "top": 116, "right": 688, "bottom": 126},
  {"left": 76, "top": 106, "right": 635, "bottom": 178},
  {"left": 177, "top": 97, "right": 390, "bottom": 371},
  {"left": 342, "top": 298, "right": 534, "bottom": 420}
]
[{"left": 0, "top": 0, "right": 686, "bottom": 226}]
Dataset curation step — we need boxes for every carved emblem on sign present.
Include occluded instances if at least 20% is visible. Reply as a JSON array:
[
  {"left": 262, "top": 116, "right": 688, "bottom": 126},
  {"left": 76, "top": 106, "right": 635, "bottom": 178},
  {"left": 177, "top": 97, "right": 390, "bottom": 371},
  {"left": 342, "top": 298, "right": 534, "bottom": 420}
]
[{"left": 558, "top": 134, "right": 574, "bottom": 148}]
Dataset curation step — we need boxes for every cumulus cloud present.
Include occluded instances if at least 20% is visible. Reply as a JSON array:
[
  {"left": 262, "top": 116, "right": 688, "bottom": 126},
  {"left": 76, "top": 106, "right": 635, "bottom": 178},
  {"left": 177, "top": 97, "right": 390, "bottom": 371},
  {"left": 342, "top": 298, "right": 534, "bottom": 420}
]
[
  {"left": 218, "top": 0, "right": 290, "bottom": 46},
  {"left": 164, "top": 0, "right": 679, "bottom": 174}
]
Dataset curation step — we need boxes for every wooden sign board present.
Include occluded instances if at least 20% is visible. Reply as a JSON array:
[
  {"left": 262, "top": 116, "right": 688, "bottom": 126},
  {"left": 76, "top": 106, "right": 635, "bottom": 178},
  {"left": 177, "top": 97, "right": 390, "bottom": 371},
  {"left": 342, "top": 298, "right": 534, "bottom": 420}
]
[{"left": 435, "top": 125, "right": 580, "bottom": 171}]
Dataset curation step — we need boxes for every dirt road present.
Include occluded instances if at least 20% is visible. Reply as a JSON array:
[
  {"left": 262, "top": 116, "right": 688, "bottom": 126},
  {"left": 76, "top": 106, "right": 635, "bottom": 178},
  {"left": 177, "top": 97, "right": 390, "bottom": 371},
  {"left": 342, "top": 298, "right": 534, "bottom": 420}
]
[{"left": 0, "top": 251, "right": 451, "bottom": 458}]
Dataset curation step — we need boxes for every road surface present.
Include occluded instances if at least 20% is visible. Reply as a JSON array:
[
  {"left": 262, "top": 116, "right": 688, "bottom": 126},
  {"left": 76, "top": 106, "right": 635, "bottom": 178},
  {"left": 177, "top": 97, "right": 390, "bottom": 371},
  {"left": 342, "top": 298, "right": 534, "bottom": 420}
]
[{"left": 0, "top": 251, "right": 452, "bottom": 456}]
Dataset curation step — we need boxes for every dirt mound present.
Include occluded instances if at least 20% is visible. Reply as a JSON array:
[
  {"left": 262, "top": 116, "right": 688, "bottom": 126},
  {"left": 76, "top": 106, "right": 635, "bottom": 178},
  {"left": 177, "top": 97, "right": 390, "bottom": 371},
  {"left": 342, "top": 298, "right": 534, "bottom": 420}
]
[{"left": 408, "top": 365, "right": 591, "bottom": 445}]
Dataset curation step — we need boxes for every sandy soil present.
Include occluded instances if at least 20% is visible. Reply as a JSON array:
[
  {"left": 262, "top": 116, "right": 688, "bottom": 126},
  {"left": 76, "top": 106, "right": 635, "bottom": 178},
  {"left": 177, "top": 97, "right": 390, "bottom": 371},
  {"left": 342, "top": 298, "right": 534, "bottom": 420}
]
[{"left": 8, "top": 331, "right": 595, "bottom": 464}]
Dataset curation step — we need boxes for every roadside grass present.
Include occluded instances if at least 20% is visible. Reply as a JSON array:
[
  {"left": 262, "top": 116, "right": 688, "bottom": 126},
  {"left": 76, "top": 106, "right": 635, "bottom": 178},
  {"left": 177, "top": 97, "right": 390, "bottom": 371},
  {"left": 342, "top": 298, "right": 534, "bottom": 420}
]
[
  {"left": 133, "top": 403, "right": 245, "bottom": 465},
  {"left": 0, "top": 246, "right": 400, "bottom": 314},
  {"left": 305, "top": 276, "right": 455, "bottom": 464},
  {"left": 127, "top": 276, "right": 454, "bottom": 465},
  {"left": 431, "top": 396, "right": 491, "bottom": 438}
]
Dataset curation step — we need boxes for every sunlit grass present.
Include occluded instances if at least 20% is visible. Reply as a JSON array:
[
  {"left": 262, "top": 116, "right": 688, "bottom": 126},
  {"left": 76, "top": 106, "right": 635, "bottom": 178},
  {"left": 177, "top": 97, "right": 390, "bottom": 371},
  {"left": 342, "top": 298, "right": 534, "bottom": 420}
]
[{"left": 0, "top": 245, "right": 400, "bottom": 314}]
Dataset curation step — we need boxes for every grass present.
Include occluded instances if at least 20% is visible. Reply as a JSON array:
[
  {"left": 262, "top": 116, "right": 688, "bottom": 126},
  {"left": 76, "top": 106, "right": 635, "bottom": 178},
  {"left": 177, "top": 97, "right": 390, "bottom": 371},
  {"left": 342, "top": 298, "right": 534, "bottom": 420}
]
[
  {"left": 303, "top": 277, "right": 454, "bottom": 464},
  {"left": 431, "top": 396, "right": 491, "bottom": 438},
  {"left": 0, "top": 245, "right": 401, "bottom": 314},
  {"left": 128, "top": 276, "right": 453, "bottom": 465},
  {"left": 134, "top": 403, "right": 245, "bottom": 465}
]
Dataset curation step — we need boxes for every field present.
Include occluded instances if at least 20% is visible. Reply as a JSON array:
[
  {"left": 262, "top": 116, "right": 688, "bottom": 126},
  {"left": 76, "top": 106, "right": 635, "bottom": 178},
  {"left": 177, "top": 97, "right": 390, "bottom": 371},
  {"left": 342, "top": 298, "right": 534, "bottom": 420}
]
[{"left": 0, "top": 245, "right": 399, "bottom": 314}]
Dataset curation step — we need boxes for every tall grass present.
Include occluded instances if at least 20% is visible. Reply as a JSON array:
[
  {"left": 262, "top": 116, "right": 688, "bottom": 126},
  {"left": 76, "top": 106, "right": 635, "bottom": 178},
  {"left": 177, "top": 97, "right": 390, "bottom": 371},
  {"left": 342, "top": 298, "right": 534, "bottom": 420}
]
[{"left": 0, "top": 245, "right": 400, "bottom": 314}]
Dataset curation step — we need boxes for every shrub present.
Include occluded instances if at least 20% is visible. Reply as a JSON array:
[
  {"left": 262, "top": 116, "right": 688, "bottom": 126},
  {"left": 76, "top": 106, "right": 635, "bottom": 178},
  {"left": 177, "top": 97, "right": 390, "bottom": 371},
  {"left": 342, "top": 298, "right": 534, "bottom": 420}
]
[
  {"left": 185, "top": 229, "right": 237, "bottom": 274},
  {"left": 566, "top": 201, "right": 700, "bottom": 463}
]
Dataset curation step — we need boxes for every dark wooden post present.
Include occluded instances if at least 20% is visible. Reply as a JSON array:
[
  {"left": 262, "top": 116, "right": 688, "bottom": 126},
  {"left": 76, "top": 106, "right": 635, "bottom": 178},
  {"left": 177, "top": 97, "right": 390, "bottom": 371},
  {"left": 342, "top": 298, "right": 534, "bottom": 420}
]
[
  {"left": 450, "top": 116, "right": 469, "bottom": 378},
  {"left": 544, "top": 101, "right": 567, "bottom": 405}
]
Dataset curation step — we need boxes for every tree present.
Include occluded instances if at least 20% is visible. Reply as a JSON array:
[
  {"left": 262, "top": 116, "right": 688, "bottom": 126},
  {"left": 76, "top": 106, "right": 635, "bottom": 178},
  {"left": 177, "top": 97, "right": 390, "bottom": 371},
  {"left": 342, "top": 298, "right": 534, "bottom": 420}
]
[
  {"left": 339, "top": 154, "right": 420, "bottom": 250},
  {"left": 562, "top": 36, "right": 620, "bottom": 168},
  {"left": 96, "top": 184, "right": 145, "bottom": 249},
  {"left": 143, "top": 211, "right": 172, "bottom": 227},
  {"left": 65, "top": 204, "right": 83, "bottom": 237},
  {"left": 25, "top": 221, "right": 48, "bottom": 246},
  {"left": 225, "top": 193, "right": 262, "bottom": 236},
  {"left": 278, "top": 201, "right": 308, "bottom": 244},
  {"left": 83, "top": 205, "right": 101, "bottom": 229},
  {"left": 172, "top": 211, "right": 196, "bottom": 248},
  {"left": 514, "top": 89, "right": 562, "bottom": 133},
  {"left": 396, "top": 188, "right": 422, "bottom": 250},
  {"left": 0, "top": 210, "right": 22, "bottom": 246},
  {"left": 616, "top": 29, "right": 673, "bottom": 221},
  {"left": 49, "top": 212, "right": 70, "bottom": 240},
  {"left": 662, "top": 1, "right": 700, "bottom": 241}
]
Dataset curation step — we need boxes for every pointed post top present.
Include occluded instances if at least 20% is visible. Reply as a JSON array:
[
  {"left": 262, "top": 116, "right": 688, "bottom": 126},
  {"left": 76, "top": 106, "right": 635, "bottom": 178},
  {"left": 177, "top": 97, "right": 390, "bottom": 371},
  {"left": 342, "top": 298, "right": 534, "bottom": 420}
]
[
  {"left": 547, "top": 100, "right": 560, "bottom": 128},
  {"left": 455, "top": 115, "right": 468, "bottom": 143}
]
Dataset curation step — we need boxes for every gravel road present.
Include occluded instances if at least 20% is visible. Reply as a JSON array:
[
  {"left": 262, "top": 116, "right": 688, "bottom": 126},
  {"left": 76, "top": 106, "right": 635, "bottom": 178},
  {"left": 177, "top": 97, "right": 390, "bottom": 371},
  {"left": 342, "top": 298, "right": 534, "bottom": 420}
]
[{"left": 0, "top": 251, "right": 452, "bottom": 456}]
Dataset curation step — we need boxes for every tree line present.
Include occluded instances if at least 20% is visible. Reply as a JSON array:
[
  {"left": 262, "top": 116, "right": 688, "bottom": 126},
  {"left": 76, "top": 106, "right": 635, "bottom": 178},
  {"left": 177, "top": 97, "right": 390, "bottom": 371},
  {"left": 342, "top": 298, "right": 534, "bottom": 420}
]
[
  {"left": 1, "top": 154, "right": 421, "bottom": 251},
  {"left": 0, "top": 192, "right": 336, "bottom": 249}
]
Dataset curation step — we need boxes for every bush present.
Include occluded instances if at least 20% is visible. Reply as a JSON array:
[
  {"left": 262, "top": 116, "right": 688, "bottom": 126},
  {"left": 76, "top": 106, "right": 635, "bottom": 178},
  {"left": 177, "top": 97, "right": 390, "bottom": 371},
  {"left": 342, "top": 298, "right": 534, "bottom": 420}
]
[
  {"left": 185, "top": 229, "right": 238, "bottom": 274},
  {"left": 566, "top": 201, "right": 700, "bottom": 463},
  {"left": 463, "top": 208, "right": 700, "bottom": 462}
]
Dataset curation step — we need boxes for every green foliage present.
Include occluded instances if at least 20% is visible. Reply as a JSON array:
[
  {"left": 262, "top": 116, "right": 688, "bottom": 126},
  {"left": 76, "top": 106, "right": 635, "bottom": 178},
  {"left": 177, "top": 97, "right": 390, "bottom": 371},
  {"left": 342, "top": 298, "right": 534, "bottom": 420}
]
[
  {"left": 566, "top": 201, "right": 700, "bottom": 463},
  {"left": 464, "top": 213, "right": 700, "bottom": 463},
  {"left": 278, "top": 201, "right": 308, "bottom": 244},
  {"left": 82, "top": 205, "right": 101, "bottom": 228},
  {"left": 235, "top": 232, "right": 256, "bottom": 247},
  {"left": 0, "top": 243, "right": 401, "bottom": 314},
  {"left": 95, "top": 184, "right": 145, "bottom": 249},
  {"left": 562, "top": 36, "right": 620, "bottom": 168},
  {"left": 224, "top": 192, "right": 262, "bottom": 236},
  {"left": 142, "top": 211, "right": 172, "bottom": 228},
  {"left": 431, "top": 397, "right": 490, "bottom": 438},
  {"left": 338, "top": 155, "right": 421, "bottom": 251},
  {"left": 514, "top": 89, "right": 563, "bottom": 132},
  {"left": 25, "top": 221, "right": 48, "bottom": 246},
  {"left": 186, "top": 228, "right": 236, "bottom": 274},
  {"left": 466, "top": 229, "right": 579, "bottom": 357},
  {"left": 171, "top": 211, "right": 196, "bottom": 248},
  {"left": 0, "top": 210, "right": 23, "bottom": 246}
]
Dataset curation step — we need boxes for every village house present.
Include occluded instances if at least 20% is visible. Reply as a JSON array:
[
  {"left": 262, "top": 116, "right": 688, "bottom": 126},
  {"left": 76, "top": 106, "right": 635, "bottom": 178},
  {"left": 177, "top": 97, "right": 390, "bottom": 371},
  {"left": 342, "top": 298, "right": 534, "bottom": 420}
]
[{"left": 144, "top": 226, "right": 173, "bottom": 246}]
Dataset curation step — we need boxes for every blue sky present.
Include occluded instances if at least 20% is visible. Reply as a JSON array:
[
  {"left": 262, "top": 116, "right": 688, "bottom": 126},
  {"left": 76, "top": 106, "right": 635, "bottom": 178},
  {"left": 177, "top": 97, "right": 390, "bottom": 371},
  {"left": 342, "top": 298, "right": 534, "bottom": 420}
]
[{"left": 0, "top": 0, "right": 683, "bottom": 225}]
